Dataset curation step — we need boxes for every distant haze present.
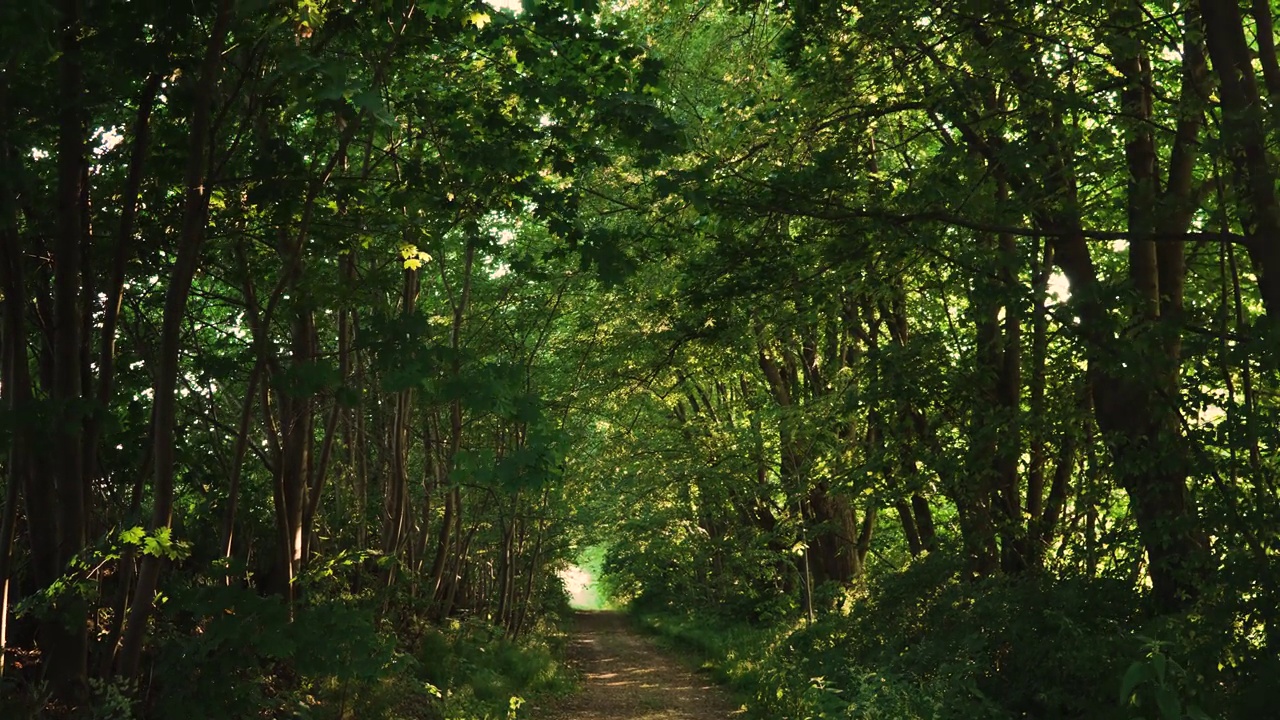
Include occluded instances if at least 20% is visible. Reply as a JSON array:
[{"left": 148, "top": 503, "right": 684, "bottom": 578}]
[{"left": 560, "top": 565, "right": 605, "bottom": 609}]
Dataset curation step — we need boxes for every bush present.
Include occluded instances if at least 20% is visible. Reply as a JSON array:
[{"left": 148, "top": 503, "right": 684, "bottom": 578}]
[
  {"left": 632, "top": 554, "right": 1158, "bottom": 720},
  {"left": 147, "top": 582, "right": 398, "bottom": 719},
  {"left": 413, "top": 617, "right": 573, "bottom": 720}
]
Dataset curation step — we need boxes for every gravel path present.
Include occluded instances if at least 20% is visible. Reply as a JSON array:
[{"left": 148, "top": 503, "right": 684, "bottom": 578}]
[{"left": 532, "top": 611, "right": 742, "bottom": 720}]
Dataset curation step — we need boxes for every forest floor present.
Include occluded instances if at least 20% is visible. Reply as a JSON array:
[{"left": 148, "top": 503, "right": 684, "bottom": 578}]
[{"left": 531, "top": 611, "right": 743, "bottom": 720}]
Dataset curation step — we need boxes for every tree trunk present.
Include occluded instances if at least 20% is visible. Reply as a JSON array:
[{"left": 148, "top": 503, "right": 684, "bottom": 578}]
[
  {"left": 39, "top": 0, "right": 92, "bottom": 694},
  {"left": 806, "top": 484, "right": 862, "bottom": 586},
  {"left": 1201, "top": 0, "right": 1280, "bottom": 317},
  {"left": 0, "top": 69, "right": 32, "bottom": 685},
  {"left": 275, "top": 311, "right": 315, "bottom": 607},
  {"left": 116, "top": 0, "right": 232, "bottom": 678}
]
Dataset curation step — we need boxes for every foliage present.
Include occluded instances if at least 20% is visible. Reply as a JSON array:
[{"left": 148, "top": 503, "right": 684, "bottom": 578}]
[
  {"left": 569, "top": 0, "right": 1280, "bottom": 716},
  {"left": 5, "top": 0, "right": 1280, "bottom": 716},
  {"left": 146, "top": 584, "right": 391, "bottom": 718},
  {"left": 564, "top": 545, "right": 615, "bottom": 611},
  {"left": 631, "top": 557, "right": 1221, "bottom": 720},
  {"left": 414, "top": 615, "right": 574, "bottom": 720},
  {"left": 1, "top": 0, "right": 657, "bottom": 715},
  {"left": 1120, "top": 639, "right": 1215, "bottom": 720}
]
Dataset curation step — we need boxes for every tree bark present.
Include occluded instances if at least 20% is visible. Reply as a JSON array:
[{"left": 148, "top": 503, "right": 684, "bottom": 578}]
[
  {"left": 1202, "top": 0, "right": 1280, "bottom": 317},
  {"left": 44, "top": 0, "right": 90, "bottom": 694},
  {"left": 117, "top": 0, "right": 232, "bottom": 678}
]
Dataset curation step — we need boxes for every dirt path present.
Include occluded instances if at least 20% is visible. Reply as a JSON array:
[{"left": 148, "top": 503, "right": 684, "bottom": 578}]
[{"left": 532, "top": 611, "right": 742, "bottom": 720}]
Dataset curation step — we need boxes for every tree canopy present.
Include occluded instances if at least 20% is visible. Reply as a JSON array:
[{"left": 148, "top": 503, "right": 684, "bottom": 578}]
[{"left": 2, "top": 0, "right": 1279, "bottom": 718}]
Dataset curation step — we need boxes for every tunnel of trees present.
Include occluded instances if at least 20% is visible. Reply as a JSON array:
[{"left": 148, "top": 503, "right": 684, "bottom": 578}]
[{"left": 1, "top": 0, "right": 1278, "bottom": 718}]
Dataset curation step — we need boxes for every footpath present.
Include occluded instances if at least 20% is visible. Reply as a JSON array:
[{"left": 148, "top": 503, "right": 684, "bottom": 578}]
[{"left": 532, "top": 611, "right": 741, "bottom": 720}]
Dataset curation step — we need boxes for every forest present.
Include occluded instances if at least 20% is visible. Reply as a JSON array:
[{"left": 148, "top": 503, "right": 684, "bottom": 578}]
[{"left": 1, "top": 0, "right": 1278, "bottom": 718}]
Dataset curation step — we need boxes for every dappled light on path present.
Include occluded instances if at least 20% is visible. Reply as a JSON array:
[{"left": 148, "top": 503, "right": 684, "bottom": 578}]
[{"left": 533, "top": 611, "right": 740, "bottom": 720}]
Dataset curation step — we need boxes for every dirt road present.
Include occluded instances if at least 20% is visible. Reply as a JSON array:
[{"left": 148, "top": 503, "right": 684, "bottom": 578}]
[{"left": 532, "top": 611, "right": 742, "bottom": 720}]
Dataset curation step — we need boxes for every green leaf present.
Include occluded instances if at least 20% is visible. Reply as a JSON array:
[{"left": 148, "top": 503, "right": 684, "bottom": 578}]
[
  {"left": 1154, "top": 686, "right": 1181, "bottom": 720},
  {"left": 352, "top": 88, "right": 396, "bottom": 127},
  {"left": 1119, "top": 661, "right": 1151, "bottom": 705},
  {"left": 1151, "top": 651, "right": 1167, "bottom": 685}
]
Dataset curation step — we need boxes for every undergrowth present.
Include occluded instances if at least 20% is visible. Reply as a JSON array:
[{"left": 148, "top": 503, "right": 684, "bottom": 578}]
[
  {"left": 0, "top": 578, "right": 577, "bottom": 720},
  {"left": 630, "top": 553, "right": 1274, "bottom": 720},
  {"left": 415, "top": 614, "right": 575, "bottom": 720}
]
